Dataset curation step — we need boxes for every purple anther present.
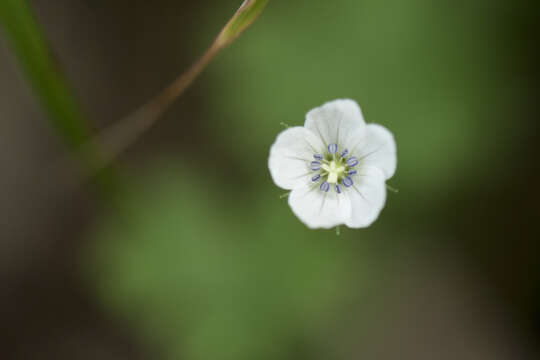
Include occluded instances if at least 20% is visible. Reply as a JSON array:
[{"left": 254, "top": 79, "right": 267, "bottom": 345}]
[
  {"left": 320, "top": 182, "right": 330, "bottom": 192},
  {"left": 335, "top": 184, "right": 342, "bottom": 194},
  {"left": 313, "top": 154, "right": 323, "bottom": 160},
  {"left": 347, "top": 170, "right": 357, "bottom": 176},
  {"left": 312, "top": 174, "right": 321, "bottom": 182},
  {"left": 342, "top": 176, "right": 353, "bottom": 187},
  {"left": 328, "top": 143, "right": 338, "bottom": 154},
  {"left": 340, "top": 149, "right": 348, "bottom": 158},
  {"left": 311, "top": 161, "right": 321, "bottom": 170},
  {"left": 346, "top": 157, "right": 358, "bottom": 167}
]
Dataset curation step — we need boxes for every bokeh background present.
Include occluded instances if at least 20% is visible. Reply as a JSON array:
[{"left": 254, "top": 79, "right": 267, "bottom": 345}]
[{"left": 1, "top": 0, "right": 539, "bottom": 359}]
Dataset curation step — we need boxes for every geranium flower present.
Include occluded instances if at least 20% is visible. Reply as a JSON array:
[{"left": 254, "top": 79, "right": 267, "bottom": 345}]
[{"left": 268, "top": 99, "right": 396, "bottom": 229}]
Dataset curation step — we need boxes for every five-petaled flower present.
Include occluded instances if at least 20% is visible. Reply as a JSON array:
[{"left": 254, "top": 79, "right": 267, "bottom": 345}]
[{"left": 268, "top": 99, "right": 397, "bottom": 229}]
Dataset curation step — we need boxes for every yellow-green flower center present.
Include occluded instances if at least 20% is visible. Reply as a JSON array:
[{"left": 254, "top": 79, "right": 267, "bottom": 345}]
[
  {"left": 310, "top": 143, "right": 359, "bottom": 193},
  {"left": 321, "top": 160, "right": 346, "bottom": 184}
]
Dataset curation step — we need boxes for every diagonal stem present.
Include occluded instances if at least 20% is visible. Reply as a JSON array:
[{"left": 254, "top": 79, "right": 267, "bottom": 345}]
[
  {"left": 84, "top": 0, "right": 269, "bottom": 173},
  {"left": 85, "top": 44, "right": 221, "bottom": 169}
]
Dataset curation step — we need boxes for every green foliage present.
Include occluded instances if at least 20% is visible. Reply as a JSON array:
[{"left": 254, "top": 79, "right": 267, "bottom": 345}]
[
  {"left": 87, "top": 164, "right": 371, "bottom": 360},
  {"left": 0, "top": 0, "right": 91, "bottom": 149}
]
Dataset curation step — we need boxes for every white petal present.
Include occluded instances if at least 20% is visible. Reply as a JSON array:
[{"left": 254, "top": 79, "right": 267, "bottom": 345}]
[
  {"left": 268, "top": 127, "right": 325, "bottom": 190},
  {"left": 353, "top": 124, "right": 397, "bottom": 180},
  {"left": 288, "top": 185, "right": 352, "bottom": 229},
  {"left": 305, "top": 99, "right": 366, "bottom": 150},
  {"left": 345, "top": 166, "right": 387, "bottom": 228}
]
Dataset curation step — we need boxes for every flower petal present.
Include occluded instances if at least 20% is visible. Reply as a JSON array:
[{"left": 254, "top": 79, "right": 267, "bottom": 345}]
[
  {"left": 305, "top": 99, "right": 366, "bottom": 149},
  {"left": 288, "top": 185, "right": 352, "bottom": 229},
  {"left": 345, "top": 166, "right": 387, "bottom": 228},
  {"left": 268, "top": 127, "right": 325, "bottom": 190},
  {"left": 354, "top": 124, "right": 397, "bottom": 180}
]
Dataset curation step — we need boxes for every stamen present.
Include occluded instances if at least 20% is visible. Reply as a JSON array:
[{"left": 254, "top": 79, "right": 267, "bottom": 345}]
[
  {"left": 346, "top": 157, "right": 358, "bottom": 167},
  {"left": 342, "top": 176, "right": 353, "bottom": 187},
  {"left": 320, "top": 182, "right": 330, "bottom": 192},
  {"left": 328, "top": 143, "right": 338, "bottom": 154},
  {"left": 335, "top": 184, "right": 342, "bottom": 194},
  {"left": 313, "top": 154, "right": 323, "bottom": 160},
  {"left": 347, "top": 170, "right": 357, "bottom": 175},
  {"left": 340, "top": 149, "right": 348, "bottom": 158},
  {"left": 311, "top": 161, "right": 321, "bottom": 170},
  {"left": 312, "top": 174, "right": 321, "bottom": 182}
]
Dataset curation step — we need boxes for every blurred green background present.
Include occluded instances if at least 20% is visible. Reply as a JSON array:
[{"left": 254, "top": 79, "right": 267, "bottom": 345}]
[{"left": 1, "top": 0, "right": 539, "bottom": 359}]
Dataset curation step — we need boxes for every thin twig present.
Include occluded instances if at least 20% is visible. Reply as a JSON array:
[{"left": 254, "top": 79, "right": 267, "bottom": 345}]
[
  {"left": 83, "top": 0, "right": 269, "bottom": 173},
  {"left": 85, "top": 45, "right": 221, "bottom": 170}
]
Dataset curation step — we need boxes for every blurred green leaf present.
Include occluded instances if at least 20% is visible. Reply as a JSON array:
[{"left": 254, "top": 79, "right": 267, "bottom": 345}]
[
  {"left": 86, "top": 162, "right": 368, "bottom": 360},
  {"left": 0, "top": 0, "right": 91, "bottom": 149}
]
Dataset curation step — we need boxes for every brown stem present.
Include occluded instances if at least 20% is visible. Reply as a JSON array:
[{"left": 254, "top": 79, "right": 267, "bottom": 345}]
[
  {"left": 88, "top": 43, "right": 222, "bottom": 170},
  {"left": 81, "top": 0, "right": 269, "bottom": 173}
]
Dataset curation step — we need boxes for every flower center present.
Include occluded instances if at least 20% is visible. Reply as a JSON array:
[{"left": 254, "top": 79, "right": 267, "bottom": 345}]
[
  {"left": 310, "top": 143, "right": 359, "bottom": 193},
  {"left": 321, "top": 161, "right": 345, "bottom": 184}
]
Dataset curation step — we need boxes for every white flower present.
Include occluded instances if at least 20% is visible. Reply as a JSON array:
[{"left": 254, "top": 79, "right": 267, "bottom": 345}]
[{"left": 268, "top": 99, "right": 397, "bottom": 229}]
